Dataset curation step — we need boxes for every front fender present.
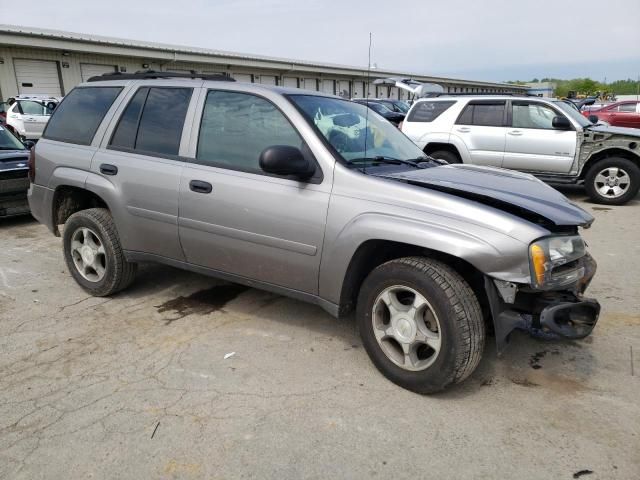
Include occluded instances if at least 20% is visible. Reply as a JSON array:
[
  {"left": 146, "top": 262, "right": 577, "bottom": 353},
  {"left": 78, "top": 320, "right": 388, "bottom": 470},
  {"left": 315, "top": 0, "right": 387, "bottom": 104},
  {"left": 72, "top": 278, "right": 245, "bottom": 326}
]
[{"left": 319, "top": 211, "right": 531, "bottom": 304}]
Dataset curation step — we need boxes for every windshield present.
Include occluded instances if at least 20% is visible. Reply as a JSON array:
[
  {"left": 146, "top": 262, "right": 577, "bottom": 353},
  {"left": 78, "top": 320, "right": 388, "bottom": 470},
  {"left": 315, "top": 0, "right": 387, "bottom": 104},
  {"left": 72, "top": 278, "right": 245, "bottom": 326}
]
[
  {"left": 0, "top": 126, "right": 26, "bottom": 150},
  {"left": 289, "top": 95, "right": 425, "bottom": 165},
  {"left": 553, "top": 101, "right": 592, "bottom": 128},
  {"left": 392, "top": 101, "right": 410, "bottom": 113}
]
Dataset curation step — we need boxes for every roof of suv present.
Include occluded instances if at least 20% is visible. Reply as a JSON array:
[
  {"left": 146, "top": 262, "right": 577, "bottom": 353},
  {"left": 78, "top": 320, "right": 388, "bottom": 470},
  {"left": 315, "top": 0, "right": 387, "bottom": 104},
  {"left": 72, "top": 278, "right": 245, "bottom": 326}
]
[{"left": 83, "top": 71, "right": 339, "bottom": 98}]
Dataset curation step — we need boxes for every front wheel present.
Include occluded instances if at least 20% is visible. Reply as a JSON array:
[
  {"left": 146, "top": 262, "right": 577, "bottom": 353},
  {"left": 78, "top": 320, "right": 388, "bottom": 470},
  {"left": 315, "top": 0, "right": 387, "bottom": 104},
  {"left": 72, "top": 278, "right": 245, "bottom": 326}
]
[
  {"left": 63, "top": 208, "right": 137, "bottom": 296},
  {"left": 584, "top": 157, "right": 640, "bottom": 205},
  {"left": 356, "top": 257, "right": 485, "bottom": 394}
]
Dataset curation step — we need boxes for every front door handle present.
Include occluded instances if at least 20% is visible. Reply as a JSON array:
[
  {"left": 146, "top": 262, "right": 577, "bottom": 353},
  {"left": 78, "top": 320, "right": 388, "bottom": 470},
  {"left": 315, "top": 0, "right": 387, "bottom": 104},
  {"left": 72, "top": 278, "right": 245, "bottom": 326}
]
[
  {"left": 100, "top": 164, "right": 118, "bottom": 175},
  {"left": 456, "top": 127, "right": 471, "bottom": 133},
  {"left": 508, "top": 130, "right": 523, "bottom": 136},
  {"left": 189, "top": 180, "right": 213, "bottom": 194}
]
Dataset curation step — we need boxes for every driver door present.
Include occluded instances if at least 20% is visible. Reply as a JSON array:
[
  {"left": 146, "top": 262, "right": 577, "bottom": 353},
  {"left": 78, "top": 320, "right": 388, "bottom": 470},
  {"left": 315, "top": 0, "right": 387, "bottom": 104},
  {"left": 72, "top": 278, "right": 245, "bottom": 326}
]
[
  {"left": 178, "top": 89, "right": 330, "bottom": 294},
  {"left": 16, "top": 100, "right": 51, "bottom": 139}
]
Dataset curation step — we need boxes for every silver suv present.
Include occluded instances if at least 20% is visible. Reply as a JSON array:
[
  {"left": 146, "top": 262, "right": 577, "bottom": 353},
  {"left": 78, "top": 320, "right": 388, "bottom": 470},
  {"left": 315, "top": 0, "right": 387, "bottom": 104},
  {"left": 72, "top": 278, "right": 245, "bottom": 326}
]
[
  {"left": 28, "top": 72, "right": 600, "bottom": 393},
  {"left": 401, "top": 95, "right": 640, "bottom": 205}
]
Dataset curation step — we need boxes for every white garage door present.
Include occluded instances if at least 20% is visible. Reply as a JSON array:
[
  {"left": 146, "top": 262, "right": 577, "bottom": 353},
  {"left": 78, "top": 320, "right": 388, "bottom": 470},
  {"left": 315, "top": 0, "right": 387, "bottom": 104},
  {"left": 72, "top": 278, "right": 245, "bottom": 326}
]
[
  {"left": 321, "top": 79, "right": 335, "bottom": 95},
  {"left": 14, "top": 59, "right": 62, "bottom": 96},
  {"left": 303, "top": 78, "right": 318, "bottom": 91},
  {"left": 283, "top": 77, "right": 298, "bottom": 88},
  {"left": 81, "top": 63, "right": 117, "bottom": 82},
  {"left": 352, "top": 81, "right": 365, "bottom": 98},
  {"left": 259, "top": 75, "right": 277, "bottom": 85},
  {"left": 233, "top": 73, "right": 252, "bottom": 83}
]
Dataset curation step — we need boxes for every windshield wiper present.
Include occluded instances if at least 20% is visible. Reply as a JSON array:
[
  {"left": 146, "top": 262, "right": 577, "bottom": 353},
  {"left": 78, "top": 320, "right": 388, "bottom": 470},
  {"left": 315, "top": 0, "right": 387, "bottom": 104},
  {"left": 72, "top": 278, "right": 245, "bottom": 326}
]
[
  {"left": 0, "top": 147, "right": 25, "bottom": 151},
  {"left": 347, "top": 156, "right": 422, "bottom": 168}
]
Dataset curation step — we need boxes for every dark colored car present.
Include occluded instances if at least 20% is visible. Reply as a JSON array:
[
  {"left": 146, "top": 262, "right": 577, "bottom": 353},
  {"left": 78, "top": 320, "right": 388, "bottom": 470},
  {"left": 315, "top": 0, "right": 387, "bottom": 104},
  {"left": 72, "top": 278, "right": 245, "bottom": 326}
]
[
  {"left": 0, "top": 102, "right": 7, "bottom": 125},
  {"left": 0, "top": 126, "right": 31, "bottom": 217},
  {"left": 353, "top": 99, "right": 406, "bottom": 126},
  {"left": 373, "top": 99, "right": 410, "bottom": 113},
  {"left": 582, "top": 101, "right": 640, "bottom": 129}
]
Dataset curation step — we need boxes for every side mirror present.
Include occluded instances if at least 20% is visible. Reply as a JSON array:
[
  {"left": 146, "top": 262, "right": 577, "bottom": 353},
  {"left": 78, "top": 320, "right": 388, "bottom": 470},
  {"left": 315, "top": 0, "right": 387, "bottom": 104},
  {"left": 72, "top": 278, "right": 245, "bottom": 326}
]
[
  {"left": 259, "top": 145, "right": 315, "bottom": 179},
  {"left": 552, "top": 116, "right": 571, "bottom": 130},
  {"left": 588, "top": 115, "right": 599, "bottom": 124},
  {"left": 23, "top": 140, "right": 35, "bottom": 150}
]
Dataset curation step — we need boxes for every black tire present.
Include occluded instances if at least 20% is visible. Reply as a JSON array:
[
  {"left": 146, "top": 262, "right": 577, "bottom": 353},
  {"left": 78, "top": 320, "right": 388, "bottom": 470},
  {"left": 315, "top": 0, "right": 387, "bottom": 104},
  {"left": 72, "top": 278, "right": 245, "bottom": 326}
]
[
  {"left": 63, "top": 208, "right": 137, "bottom": 296},
  {"left": 584, "top": 157, "right": 640, "bottom": 205},
  {"left": 428, "top": 150, "right": 461, "bottom": 164},
  {"left": 356, "top": 257, "right": 485, "bottom": 394}
]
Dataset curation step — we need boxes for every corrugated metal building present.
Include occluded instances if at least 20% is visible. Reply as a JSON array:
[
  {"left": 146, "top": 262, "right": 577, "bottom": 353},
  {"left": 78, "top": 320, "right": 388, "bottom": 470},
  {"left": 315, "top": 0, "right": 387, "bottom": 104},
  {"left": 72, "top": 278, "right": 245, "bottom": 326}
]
[{"left": 0, "top": 25, "right": 527, "bottom": 100}]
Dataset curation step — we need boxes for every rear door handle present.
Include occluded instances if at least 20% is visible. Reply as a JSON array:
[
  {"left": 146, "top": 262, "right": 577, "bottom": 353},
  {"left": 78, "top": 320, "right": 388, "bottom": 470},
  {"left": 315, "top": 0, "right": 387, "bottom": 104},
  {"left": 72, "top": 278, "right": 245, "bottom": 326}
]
[
  {"left": 508, "top": 130, "right": 523, "bottom": 136},
  {"left": 100, "top": 164, "right": 118, "bottom": 175},
  {"left": 456, "top": 127, "right": 471, "bottom": 133},
  {"left": 189, "top": 180, "right": 212, "bottom": 194}
]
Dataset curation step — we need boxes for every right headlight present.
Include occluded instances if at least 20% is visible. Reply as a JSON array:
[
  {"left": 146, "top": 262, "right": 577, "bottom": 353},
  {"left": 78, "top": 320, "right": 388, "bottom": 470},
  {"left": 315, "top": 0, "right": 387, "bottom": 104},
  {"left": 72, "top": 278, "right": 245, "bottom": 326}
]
[{"left": 529, "top": 235, "right": 586, "bottom": 289}]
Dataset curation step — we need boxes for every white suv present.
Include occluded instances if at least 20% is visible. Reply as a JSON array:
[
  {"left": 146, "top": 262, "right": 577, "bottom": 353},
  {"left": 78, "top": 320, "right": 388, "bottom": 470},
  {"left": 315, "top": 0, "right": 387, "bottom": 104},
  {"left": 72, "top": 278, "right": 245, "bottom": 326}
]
[
  {"left": 5, "top": 95, "right": 60, "bottom": 141},
  {"left": 401, "top": 95, "right": 640, "bottom": 205}
]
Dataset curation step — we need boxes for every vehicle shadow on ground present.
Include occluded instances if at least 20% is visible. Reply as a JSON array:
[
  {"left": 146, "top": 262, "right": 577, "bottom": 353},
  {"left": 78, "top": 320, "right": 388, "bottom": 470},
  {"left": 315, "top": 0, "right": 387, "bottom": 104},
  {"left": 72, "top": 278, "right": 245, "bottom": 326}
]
[{"left": 0, "top": 214, "right": 37, "bottom": 229}]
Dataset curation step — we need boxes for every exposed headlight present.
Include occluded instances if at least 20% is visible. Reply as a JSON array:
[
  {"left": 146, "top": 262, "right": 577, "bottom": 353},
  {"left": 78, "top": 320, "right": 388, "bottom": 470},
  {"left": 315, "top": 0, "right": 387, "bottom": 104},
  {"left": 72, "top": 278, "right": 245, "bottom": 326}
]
[{"left": 529, "top": 235, "right": 586, "bottom": 289}]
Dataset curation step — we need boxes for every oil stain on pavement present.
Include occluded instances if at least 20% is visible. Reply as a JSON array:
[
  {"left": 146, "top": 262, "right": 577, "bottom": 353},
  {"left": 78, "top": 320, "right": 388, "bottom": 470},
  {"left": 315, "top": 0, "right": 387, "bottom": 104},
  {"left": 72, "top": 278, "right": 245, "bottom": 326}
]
[{"left": 156, "top": 284, "right": 250, "bottom": 324}]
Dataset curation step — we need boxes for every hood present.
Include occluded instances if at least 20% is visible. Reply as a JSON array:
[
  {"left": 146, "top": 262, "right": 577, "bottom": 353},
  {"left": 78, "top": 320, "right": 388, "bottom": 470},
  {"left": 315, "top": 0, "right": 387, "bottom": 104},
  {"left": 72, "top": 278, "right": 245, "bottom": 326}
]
[
  {"left": 585, "top": 124, "right": 640, "bottom": 137},
  {"left": 375, "top": 164, "right": 594, "bottom": 228}
]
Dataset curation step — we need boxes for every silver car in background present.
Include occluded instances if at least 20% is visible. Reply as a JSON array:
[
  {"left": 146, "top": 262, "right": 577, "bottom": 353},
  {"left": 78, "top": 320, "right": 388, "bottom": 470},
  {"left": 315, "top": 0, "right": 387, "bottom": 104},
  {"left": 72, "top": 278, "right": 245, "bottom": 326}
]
[{"left": 28, "top": 72, "right": 600, "bottom": 393}]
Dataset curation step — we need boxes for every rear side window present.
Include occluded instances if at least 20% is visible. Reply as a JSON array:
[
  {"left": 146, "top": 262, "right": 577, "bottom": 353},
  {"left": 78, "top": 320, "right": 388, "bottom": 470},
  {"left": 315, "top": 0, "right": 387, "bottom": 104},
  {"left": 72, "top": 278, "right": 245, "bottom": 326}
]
[
  {"left": 43, "top": 87, "right": 122, "bottom": 145},
  {"left": 456, "top": 102, "right": 505, "bottom": 127},
  {"left": 196, "top": 90, "right": 303, "bottom": 173},
  {"left": 617, "top": 103, "right": 636, "bottom": 112},
  {"left": 109, "top": 87, "right": 192, "bottom": 157},
  {"left": 407, "top": 101, "right": 455, "bottom": 122}
]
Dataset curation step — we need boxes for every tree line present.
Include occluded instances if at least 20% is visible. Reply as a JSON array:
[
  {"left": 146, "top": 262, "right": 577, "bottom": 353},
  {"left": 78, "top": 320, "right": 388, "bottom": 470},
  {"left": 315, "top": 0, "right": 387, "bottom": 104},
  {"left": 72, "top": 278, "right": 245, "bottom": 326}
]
[{"left": 505, "top": 78, "right": 640, "bottom": 97}]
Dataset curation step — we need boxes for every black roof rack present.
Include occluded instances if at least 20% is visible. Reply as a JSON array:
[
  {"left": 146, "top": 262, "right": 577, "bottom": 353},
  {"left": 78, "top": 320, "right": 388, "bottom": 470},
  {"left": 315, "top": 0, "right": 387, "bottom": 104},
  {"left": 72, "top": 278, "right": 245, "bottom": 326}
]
[
  {"left": 426, "top": 92, "right": 534, "bottom": 98},
  {"left": 87, "top": 70, "right": 235, "bottom": 82}
]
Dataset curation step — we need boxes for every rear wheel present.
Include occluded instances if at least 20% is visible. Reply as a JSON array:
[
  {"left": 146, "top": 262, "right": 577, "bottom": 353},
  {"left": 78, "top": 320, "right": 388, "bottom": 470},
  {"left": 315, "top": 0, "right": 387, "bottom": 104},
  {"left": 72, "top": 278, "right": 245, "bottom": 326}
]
[
  {"left": 584, "top": 157, "right": 640, "bottom": 205},
  {"left": 427, "top": 150, "right": 461, "bottom": 164},
  {"left": 63, "top": 208, "right": 137, "bottom": 296},
  {"left": 356, "top": 257, "right": 485, "bottom": 394}
]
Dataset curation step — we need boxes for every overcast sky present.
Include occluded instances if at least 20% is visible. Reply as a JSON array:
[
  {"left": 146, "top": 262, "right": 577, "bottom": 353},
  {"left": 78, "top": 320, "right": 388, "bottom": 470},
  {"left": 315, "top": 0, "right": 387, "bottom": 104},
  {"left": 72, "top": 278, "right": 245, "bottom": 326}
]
[{"left": 3, "top": 0, "right": 639, "bottom": 82}]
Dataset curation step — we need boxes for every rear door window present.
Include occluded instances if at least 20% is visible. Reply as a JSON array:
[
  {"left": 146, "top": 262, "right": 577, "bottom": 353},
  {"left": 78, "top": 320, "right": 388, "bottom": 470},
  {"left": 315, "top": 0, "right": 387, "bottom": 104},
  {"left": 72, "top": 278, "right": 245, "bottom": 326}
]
[
  {"left": 456, "top": 102, "right": 505, "bottom": 127},
  {"left": 109, "top": 87, "right": 192, "bottom": 157},
  {"left": 617, "top": 103, "right": 636, "bottom": 112},
  {"left": 43, "top": 87, "right": 122, "bottom": 145},
  {"left": 407, "top": 101, "right": 455, "bottom": 122}
]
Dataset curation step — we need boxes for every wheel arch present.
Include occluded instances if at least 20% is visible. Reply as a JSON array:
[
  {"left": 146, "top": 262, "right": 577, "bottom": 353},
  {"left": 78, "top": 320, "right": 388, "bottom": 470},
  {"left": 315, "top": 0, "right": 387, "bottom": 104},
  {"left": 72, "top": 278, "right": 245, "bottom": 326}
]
[
  {"left": 581, "top": 148, "right": 640, "bottom": 179},
  {"left": 336, "top": 239, "right": 490, "bottom": 325},
  {"left": 423, "top": 142, "right": 461, "bottom": 160},
  {"left": 51, "top": 185, "right": 110, "bottom": 236}
]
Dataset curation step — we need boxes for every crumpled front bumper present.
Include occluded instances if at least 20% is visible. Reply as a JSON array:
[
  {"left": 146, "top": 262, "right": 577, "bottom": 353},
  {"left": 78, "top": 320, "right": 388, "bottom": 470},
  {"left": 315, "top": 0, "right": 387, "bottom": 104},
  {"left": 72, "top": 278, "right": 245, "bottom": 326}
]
[{"left": 486, "top": 253, "right": 600, "bottom": 354}]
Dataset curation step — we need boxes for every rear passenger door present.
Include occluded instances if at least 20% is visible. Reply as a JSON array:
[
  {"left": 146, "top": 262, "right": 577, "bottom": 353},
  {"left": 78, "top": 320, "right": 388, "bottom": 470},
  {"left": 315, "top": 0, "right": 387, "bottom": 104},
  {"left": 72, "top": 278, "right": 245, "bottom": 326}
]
[
  {"left": 502, "top": 101, "right": 576, "bottom": 174},
  {"left": 452, "top": 101, "right": 506, "bottom": 167},
  {"left": 91, "top": 85, "right": 195, "bottom": 261},
  {"left": 178, "top": 89, "right": 330, "bottom": 295}
]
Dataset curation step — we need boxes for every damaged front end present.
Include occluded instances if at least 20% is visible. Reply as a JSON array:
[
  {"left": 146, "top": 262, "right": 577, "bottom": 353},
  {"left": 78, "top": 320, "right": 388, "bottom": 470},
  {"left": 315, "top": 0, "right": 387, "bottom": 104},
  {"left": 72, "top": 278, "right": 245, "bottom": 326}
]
[{"left": 486, "top": 253, "right": 600, "bottom": 354}]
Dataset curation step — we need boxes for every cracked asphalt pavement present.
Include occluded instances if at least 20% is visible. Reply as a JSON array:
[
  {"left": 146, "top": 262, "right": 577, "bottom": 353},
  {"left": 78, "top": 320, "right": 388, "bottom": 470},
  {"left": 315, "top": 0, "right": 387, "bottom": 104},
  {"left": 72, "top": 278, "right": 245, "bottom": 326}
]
[{"left": 1, "top": 188, "right": 639, "bottom": 479}]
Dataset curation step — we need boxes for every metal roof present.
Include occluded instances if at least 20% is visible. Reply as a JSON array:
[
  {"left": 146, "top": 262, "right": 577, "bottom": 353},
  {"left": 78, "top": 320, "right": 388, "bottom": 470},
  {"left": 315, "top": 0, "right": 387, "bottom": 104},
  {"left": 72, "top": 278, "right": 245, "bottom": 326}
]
[{"left": 0, "top": 24, "right": 527, "bottom": 90}]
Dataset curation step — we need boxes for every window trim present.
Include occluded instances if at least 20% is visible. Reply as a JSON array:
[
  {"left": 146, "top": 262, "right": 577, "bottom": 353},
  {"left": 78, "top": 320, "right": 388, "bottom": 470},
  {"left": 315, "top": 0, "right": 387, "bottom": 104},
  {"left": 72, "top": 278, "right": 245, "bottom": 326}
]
[
  {"left": 455, "top": 100, "right": 507, "bottom": 127},
  {"left": 41, "top": 86, "right": 124, "bottom": 146},
  {"left": 190, "top": 89, "right": 323, "bottom": 184},
  {"left": 106, "top": 86, "right": 193, "bottom": 160}
]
